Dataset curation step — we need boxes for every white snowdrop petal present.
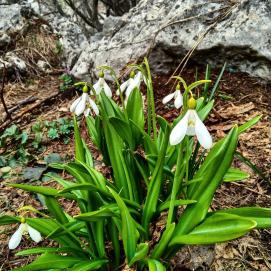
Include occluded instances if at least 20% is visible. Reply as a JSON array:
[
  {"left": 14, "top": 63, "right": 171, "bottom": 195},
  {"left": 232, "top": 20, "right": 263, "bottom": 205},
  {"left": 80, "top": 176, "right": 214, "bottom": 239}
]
[
  {"left": 162, "top": 93, "right": 175, "bottom": 104},
  {"left": 70, "top": 96, "right": 81, "bottom": 113},
  {"left": 89, "top": 97, "right": 99, "bottom": 115},
  {"left": 119, "top": 80, "right": 130, "bottom": 94},
  {"left": 125, "top": 81, "right": 137, "bottom": 99},
  {"left": 134, "top": 72, "right": 141, "bottom": 88},
  {"left": 84, "top": 108, "right": 90, "bottom": 117},
  {"left": 27, "top": 225, "right": 42, "bottom": 243},
  {"left": 174, "top": 91, "right": 183, "bottom": 109},
  {"left": 8, "top": 224, "right": 24, "bottom": 249},
  {"left": 102, "top": 81, "right": 112, "bottom": 98},
  {"left": 75, "top": 93, "right": 88, "bottom": 116},
  {"left": 93, "top": 78, "right": 102, "bottom": 94},
  {"left": 194, "top": 111, "right": 213, "bottom": 149},
  {"left": 169, "top": 111, "right": 190, "bottom": 145}
]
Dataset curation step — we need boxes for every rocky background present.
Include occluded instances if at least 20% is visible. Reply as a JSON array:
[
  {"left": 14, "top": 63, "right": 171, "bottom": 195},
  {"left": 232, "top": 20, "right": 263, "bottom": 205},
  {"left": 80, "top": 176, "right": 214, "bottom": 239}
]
[{"left": 0, "top": 0, "right": 271, "bottom": 82}]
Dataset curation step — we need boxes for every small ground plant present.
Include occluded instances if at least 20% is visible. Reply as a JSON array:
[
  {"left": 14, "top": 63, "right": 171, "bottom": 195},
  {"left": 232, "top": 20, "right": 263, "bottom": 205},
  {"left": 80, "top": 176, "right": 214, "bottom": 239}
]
[
  {"left": 0, "top": 118, "right": 73, "bottom": 167},
  {"left": 1, "top": 59, "right": 270, "bottom": 271}
]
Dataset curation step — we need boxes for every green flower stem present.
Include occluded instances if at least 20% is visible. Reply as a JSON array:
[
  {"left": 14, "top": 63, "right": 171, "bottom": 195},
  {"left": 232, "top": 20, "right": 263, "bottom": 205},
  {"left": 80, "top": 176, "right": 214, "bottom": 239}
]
[
  {"left": 166, "top": 143, "right": 184, "bottom": 228},
  {"left": 144, "top": 58, "right": 157, "bottom": 141}
]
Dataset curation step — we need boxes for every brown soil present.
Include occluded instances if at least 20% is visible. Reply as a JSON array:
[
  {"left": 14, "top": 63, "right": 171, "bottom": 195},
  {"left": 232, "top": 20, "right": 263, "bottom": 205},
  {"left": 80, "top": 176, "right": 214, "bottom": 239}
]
[{"left": 0, "top": 66, "right": 270, "bottom": 271}]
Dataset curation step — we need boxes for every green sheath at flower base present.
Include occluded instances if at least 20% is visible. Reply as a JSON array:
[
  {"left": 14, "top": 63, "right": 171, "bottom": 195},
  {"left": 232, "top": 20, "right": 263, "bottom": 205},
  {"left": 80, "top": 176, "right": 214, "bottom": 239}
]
[
  {"left": 129, "top": 70, "right": 135, "bottom": 79},
  {"left": 82, "top": 85, "right": 88, "bottom": 93},
  {"left": 98, "top": 71, "right": 104, "bottom": 78},
  {"left": 20, "top": 217, "right": 26, "bottom": 223},
  {"left": 188, "top": 97, "right": 196, "bottom": 109},
  {"left": 176, "top": 83, "right": 181, "bottom": 90}
]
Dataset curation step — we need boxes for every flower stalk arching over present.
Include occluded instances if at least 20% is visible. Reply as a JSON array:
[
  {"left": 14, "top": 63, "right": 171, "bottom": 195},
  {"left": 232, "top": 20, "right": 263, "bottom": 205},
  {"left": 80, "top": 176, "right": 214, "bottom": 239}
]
[
  {"left": 162, "top": 83, "right": 183, "bottom": 109},
  {"left": 93, "top": 71, "right": 112, "bottom": 98},
  {"left": 118, "top": 71, "right": 143, "bottom": 101},
  {"left": 8, "top": 217, "right": 42, "bottom": 250},
  {"left": 170, "top": 96, "right": 213, "bottom": 149},
  {"left": 70, "top": 85, "right": 99, "bottom": 116}
]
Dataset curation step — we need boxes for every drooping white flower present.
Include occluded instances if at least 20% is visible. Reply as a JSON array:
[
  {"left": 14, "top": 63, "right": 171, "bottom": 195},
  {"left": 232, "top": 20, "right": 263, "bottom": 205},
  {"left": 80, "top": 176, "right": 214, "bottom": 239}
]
[
  {"left": 93, "top": 71, "right": 112, "bottom": 98},
  {"left": 9, "top": 221, "right": 42, "bottom": 250},
  {"left": 170, "top": 97, "right": 212, "bottom": 149},
  {"left": 162, "top": 84, "right": 183, "bottom": 109},
  {"left": 70, "top": 85, "right": 99, "bottom": 116},
  {"left": 118, "top": 71, "right": 143, "bottom": 101}
]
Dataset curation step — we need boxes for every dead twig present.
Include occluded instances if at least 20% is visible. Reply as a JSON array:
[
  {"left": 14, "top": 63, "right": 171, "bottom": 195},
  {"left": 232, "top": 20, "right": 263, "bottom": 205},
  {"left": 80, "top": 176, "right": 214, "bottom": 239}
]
[
  {"left": 0, "top": 92, "right": 62, "bottom": 133},
  {"left": 7, "top": 96, "right": 37, "bottom": 114},
  {"left": 0, "top": 61, "right": 12, "bottom": 121}
]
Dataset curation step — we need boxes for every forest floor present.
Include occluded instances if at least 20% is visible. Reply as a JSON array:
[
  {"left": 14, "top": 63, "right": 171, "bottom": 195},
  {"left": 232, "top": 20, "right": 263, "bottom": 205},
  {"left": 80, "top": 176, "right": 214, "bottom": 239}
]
[{"left": 0, "top": 65, "right": 270, "bottom": 271}]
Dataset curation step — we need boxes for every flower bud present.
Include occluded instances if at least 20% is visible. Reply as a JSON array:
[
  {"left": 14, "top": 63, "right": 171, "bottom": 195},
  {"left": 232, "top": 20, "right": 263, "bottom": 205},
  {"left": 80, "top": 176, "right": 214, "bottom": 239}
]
[
  {"left": 82, "top": 85, "right": 88, "bottom": 93},
  {"left": 98, "top": 71, "right": 104, "bottom": 78},
  {"left": 188, "top": 97, "right": 196, "bottom": 109},
  {"left": 20, "top": 217, "right": 26, "bottom": 223}
]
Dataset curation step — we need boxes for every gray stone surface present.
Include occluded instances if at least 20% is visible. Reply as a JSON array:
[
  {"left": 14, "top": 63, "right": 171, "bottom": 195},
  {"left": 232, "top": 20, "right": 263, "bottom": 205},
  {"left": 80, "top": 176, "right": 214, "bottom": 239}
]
[
  {"left": 71, "top": 0, "right": 271, "bottom": 82},
  {"left": 0, "top": 4, "right": 25, "bottom": 33}
]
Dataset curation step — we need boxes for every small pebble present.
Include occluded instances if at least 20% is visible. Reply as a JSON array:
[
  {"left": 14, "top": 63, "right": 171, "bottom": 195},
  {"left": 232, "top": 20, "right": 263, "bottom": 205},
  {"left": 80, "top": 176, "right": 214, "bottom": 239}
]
[{"left": 1, "top": 166, "right": 12, "bottom": 173}]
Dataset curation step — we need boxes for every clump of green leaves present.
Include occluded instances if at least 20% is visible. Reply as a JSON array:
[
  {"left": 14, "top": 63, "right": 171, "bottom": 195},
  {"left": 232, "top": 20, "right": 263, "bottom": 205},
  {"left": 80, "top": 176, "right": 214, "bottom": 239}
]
[
  {"left": 1, "top": 59, "right": 270, "bottom": 271},
  {"left": 59, "top": 73, "right": 75, "bottom": 92}
]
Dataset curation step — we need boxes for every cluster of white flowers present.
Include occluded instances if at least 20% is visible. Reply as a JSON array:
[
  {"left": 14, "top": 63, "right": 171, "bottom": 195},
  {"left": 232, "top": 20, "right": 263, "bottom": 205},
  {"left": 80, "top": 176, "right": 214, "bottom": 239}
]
[
  {"left": 69, "top": 71, "right": 212, "bottom": 149},
  {"left": 70, "top": 71, "right": 143, "bottom": 117}
]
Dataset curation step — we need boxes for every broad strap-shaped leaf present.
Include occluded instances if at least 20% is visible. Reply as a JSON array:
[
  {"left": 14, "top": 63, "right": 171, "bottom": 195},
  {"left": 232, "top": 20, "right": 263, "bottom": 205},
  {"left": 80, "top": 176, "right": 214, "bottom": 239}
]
[
  {"left": 68, "top": 259, "right": 108, "bottom": 271},
  {"left": 0, "top": 215, "right": 20, "bottom": 225},
  {"left": 26, "top": 218, "right": 83, "bottom": 251},
  {"left": 75, "top": 207, "right": 118, "bottom": 222},
  {"left": 126, "top": 87, "right": 144, "bottom": 146},
  {"left": 175, "top": 127, "right": 239, "bottom": 236},
  {"left": 12, "top": 253, "right": 103, "bottom": 271},
  {"left": 8, "top": 183, "right": 75, "bottom": 200},
  {"left": 16, "top": 247, "right": 83, "bottom": 257},
  {"left": 151, "top": 223, "right": 175, "bottom": 259},
  {"left": 146, "top": 259, "right": 166, "bottom": 271},
  {"left": 216, "top": 207, "right": 271, "bottom": 228},
  {"left": 170, "top": 213, "right": 256, "bottom": 245},
  {"left": 108, "top": 187, "right": 139, "bottom": 262},
  {"left": 109, "top": 117, "right": 134, "bottom": 149},
  {"left": 129, "top": 243, "right": 149, "bottom": 266}
]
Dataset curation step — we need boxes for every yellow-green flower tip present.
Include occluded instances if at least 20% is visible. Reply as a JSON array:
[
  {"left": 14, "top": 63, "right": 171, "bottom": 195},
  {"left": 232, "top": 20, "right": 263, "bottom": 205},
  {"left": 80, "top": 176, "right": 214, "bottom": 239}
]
[
  {"left": 176, "top": 83, "right": 181, "bottom": 90},
  {"left": 188, "top": 97, "right": 196, "bottom": 109},
  {"left": 98, "top": 71, "right": 104, "bottom": 78},
  {"left": 130, "top": 70, "right": 135, "bottom": 78},
  {"left": 20, "top": 217, "right": 26, "bottom": 223},
  {"left": 82, "top": 85, "right": 88, "bottom": 93}
]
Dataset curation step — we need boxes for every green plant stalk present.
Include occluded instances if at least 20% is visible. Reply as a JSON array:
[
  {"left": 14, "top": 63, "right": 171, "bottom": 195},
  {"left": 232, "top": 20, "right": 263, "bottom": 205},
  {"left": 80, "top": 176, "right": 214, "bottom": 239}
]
[
  {"left": 166, "top": 143, "right": 184, "bottom": 228},
  {"left": 142, "top": 126, "right": 170, "bottom": 237},
  {"left": 73, "top": 115, "right": 85, "bottom": 163},
  {"left": 144, "top": 57, "right": 157, "bottom": 141},
  {"left": 108, "top": 220, "right": 121, "bottom": 269}
]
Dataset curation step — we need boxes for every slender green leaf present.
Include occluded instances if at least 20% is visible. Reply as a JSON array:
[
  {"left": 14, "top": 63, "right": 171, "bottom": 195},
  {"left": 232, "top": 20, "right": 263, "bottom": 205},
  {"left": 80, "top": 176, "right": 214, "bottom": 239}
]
[
  {"left": 223, "top": 167, "right": 250, "bottom": 182},
  {"left": 108, "top": 187, "right": 139, "bottom": 262}
]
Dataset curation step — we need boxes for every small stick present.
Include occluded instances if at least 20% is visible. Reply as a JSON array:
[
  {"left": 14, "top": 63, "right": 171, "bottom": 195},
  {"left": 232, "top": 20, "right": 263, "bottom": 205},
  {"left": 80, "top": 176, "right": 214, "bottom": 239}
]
[{"left": 0, "top": 61, "right": 12, "bottom": 120}]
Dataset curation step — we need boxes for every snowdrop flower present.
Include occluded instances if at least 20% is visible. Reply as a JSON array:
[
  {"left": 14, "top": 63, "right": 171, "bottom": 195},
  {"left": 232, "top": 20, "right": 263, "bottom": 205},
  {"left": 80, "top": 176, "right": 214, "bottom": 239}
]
[
  {"left": 162, "top": 83, "right": 183, "bottom": 109},
  {"left": 9, "top": 218, "right": 42, "bottom": 250},
  {"left": 118, "top": 71, "right": 143, "bottom": 100},
  {"left": 170, "top": 97, "right": 212, "bottom": 149},
  {"left": 70, "top": 85, "right": 99, "bottom": 116},
  {"left": 93, "top": 71, "right": 112, "bottom": 98}
]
